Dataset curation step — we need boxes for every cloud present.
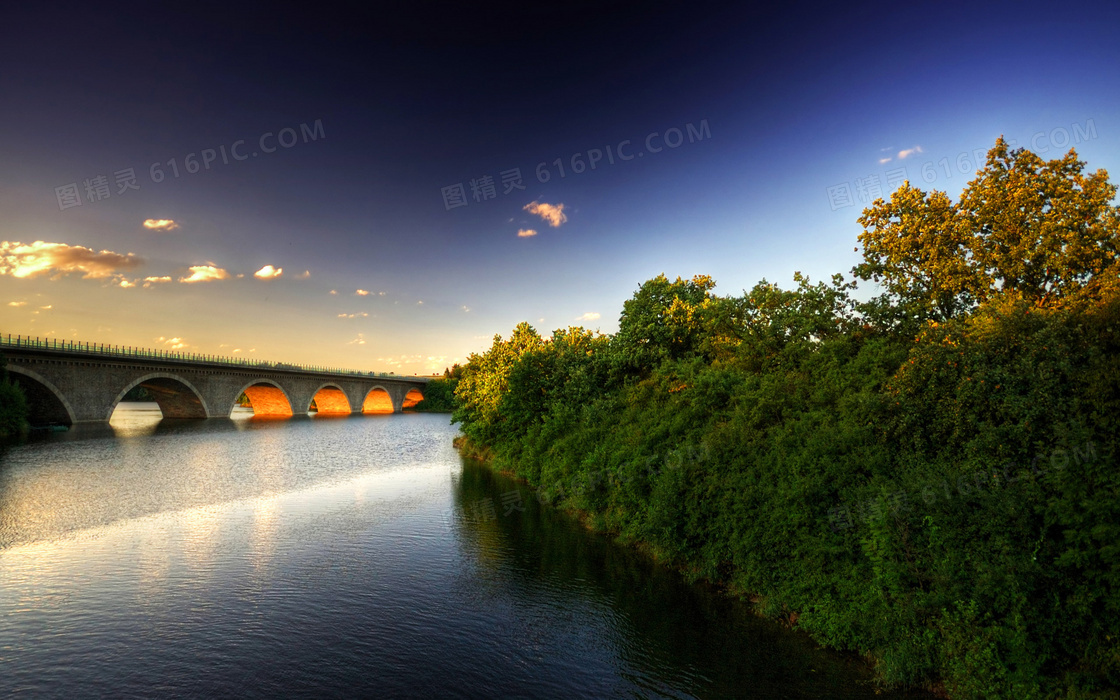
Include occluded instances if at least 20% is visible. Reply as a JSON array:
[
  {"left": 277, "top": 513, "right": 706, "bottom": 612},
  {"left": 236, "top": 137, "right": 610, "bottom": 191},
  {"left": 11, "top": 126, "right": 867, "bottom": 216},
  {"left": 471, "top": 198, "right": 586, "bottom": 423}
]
[
  {"left": 156, "top": 336, "right": 188, "bottom": 350},
  {"left": 517, "top": 228, "right": 538, "bottom": 238},
  {"left": 898, "top": 145, "right": 923, "bottom": 159},
  {"left": 143, "top": 276, "right": 171, "bottom": 288},
  {"left": 347, "top": 333, "right": 366, "bottom": 345},
  {"left": 7, "top": 301, "right": 26, "bottom": 306},
  {"left": 179, "top": 264, "right": 230, "bottom": 283},
  {"left": 297, "top": 270, "right": 310, "bottom": 279},
  {"left": 461, "top": 305, "right": 470, "bottom": 312},
  {"left": 337, "top": 312, "right": 369, "bottom": 319},
  {"left": 119, "top": 279, "right": 136, "bottom": 288},
  {"left": 878, "top": 157, "right": 893, "bottom": 164},
  {"left": 254, "top": 264, "right": 283, "bottom": 279},
  {"left": 523, "top": 201, "right": 567, "bottom": 228},
  {"left": 355, "top": 289, "right": 370, "bottom": 296},
  {"left": 329, "top": 289, "right": 338, "bottom": 295},
  {"left": 0, "top": 240, "right": 142, "bottom": 280},
  {"left": 577, "top": 312, "right": 601, "bottom": 321},
  {"left": 142, "top": 219, "right": 179, "bottom": 232}
]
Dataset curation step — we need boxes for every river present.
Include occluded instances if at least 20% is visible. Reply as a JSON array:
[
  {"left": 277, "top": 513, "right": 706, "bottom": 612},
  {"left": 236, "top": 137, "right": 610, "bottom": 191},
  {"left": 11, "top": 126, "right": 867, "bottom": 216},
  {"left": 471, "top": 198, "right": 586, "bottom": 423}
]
[{"left": 0, "top": 407, "right": 930, "bottom": 698}]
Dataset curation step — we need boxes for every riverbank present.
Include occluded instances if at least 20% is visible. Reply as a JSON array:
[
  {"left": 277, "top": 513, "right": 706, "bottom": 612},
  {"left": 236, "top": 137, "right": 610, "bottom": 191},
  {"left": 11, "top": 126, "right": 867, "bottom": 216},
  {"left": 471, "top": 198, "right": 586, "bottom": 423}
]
[
  {"left": 454, "top": 434, "right": 945, "bottom": 697},
  {"left": 448, "top": 271, "right": 1119, "bottom": 699}
]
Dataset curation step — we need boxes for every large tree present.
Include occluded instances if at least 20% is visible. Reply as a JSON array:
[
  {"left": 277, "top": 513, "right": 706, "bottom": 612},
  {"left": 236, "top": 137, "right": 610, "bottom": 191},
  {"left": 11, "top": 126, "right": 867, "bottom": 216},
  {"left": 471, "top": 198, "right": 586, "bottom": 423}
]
[
  {"left": 452, "top": 321, "right": 544, "bottom": 442},
  {"left": 854, "top": 137, "right": 1120, "bottom": 323}
]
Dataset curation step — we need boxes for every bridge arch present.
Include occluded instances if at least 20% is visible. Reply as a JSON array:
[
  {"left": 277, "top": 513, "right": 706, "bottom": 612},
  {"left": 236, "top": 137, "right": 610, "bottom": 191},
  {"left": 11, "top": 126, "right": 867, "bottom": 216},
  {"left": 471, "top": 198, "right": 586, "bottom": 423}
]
[
  {"left": 361, "top": 385, "right": 395, "bottom": 414},
  {"left": 6, "top": 366, "right": 78, "bottom": 427},
  {"left": 309, "top": 383, "right": 352, "bottom": 415},
  {"left": 234, "top": 379, "right": 294, "bottom": 418},
  {"left": 402, "top": 387, "right": 425, "bottom": 410},
  {"left": 111, "top": 373, "right": 210, "bottom": 421}
]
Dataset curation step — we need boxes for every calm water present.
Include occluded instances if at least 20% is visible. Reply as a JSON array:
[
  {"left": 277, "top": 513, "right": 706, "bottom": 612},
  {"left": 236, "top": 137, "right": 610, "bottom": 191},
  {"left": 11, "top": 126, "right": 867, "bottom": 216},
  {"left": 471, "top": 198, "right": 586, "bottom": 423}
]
[{"left": 0, "top": 408, "right": 929, "bottom": 699}]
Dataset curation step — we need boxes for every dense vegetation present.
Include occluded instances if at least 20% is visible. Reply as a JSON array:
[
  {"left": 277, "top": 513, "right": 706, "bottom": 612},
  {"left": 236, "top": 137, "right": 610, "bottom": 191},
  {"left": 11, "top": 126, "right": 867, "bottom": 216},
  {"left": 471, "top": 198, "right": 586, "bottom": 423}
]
[
  {"left": 451, "top": 139, "right": 1120, "bottom": 698},
  {"left": 412, "top": 366, "right": 461, "bottom": 412},
  {"left": 0, "top": 353, "right": 29, "bottom": 441}
]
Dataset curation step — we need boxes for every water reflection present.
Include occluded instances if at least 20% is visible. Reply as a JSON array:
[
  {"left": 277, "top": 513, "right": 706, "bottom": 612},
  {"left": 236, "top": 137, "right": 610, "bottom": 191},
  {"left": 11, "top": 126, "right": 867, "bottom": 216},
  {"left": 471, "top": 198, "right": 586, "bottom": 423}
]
[
  {"left": 449, "top": 458, "right": 932, "bottom": 699},
  {"left": 0, "top": 414, "right": 932, "bottom": 699}
]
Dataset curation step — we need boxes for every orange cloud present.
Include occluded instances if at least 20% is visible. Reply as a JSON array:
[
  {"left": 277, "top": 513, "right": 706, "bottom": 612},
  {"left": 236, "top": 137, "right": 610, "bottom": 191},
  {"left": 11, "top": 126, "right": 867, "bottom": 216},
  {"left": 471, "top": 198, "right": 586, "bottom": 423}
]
[
  {"left": 179, "top": 264, "right": 230, "bottom": 283},
  {"left": 254, "top": 264, "right": 283, "bottom": 279},
  {"left": 156, "top": 336, "right": 189, "bottom": 350},
  {"left": 0, "top": 240, "right": 142, "bottom": 280},
  {"left": 517, "top": 228, "right": 537, "bottom": 238},
  {"left": 355, "top": 289, "right": 370, "bottom": 296},
  {"left": 523, "top": 201, "right": 567, "bottom": 227},
  {"left": 142, "top": 219, "right": 179, "bottom": 232}
]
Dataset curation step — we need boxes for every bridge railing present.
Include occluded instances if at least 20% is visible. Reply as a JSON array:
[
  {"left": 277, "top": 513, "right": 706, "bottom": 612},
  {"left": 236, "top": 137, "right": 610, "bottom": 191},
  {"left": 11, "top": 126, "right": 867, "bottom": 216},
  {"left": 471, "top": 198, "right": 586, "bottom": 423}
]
[{"left": 0, "top": 333, "right": 420, "bottom": 380}]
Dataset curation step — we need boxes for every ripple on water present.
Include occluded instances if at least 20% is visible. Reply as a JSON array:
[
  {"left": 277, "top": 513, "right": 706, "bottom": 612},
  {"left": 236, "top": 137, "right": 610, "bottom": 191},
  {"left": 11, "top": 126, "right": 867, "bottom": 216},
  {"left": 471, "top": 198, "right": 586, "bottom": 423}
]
[{"left": 0, "top": 413, "right": 930, "bottom": 699}]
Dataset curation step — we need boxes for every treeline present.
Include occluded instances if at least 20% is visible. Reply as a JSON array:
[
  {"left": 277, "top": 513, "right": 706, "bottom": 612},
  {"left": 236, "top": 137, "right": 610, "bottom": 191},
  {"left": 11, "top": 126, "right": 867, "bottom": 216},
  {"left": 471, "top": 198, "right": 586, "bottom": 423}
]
[
  {"left": 412, "top": 365, "right": 461, "bottom": 413},
  {"left": 451, "top": 139, "right": 1120, "bottom": 699},
  {"left": 0, "top": 353, "right": 29, "bottom": 440}
]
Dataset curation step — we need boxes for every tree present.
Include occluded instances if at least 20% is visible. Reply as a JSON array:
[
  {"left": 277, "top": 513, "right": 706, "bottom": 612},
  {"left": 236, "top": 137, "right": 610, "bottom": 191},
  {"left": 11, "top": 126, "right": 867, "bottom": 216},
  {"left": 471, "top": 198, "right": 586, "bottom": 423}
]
[
  {"left": 452, "top": 322, "right": 544, "bottom": 442},
  {"left": 854, "top": 137, "right": 1120, "bottom": 323},
  {"left": 0, "top": 353, "right": 29, "bottom": 440},
  {"left": 613, "top": 274, "right": 720, "bottom": 372}
]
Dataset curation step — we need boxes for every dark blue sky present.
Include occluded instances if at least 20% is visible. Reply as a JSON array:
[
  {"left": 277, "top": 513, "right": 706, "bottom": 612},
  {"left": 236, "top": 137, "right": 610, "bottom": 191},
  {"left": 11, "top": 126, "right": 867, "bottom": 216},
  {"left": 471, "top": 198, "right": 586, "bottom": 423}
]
[{"left": 2, "top": 1, "right": 1118, "bottom": 372}]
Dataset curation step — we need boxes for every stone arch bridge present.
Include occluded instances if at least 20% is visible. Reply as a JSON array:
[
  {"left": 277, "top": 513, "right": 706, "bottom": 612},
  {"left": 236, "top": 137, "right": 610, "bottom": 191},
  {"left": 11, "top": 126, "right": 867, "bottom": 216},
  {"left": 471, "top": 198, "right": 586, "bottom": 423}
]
[{"left": 2, "top": 339, "right": 429, "bottom": 425}]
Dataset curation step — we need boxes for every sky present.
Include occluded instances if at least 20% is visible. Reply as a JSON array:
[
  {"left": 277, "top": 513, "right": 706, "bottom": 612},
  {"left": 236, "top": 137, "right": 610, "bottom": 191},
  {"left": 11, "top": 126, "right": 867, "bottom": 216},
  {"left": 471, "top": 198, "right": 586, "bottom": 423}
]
[{"left": 2, "top": 0, "right": 1118, "bottom": 375}]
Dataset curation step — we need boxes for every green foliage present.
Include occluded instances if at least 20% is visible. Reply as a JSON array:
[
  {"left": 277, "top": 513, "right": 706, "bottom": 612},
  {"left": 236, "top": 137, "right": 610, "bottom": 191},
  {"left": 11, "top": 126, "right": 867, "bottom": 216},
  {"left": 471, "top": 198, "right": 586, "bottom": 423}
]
[
  {"left": 413, "top": 376, "right": 458, "bottom": 412},
  {"left": 0, "top": 354, "right": 29, "bottom": 441},
  {"left": 855, "top": 137, "right": 1120, "bottom": 324},
  {"left": 452, "top": 139, "right": 1120, "bottom": 698},
  {"left": 452, "top": 322, "right": 545, "bottom": 443}
]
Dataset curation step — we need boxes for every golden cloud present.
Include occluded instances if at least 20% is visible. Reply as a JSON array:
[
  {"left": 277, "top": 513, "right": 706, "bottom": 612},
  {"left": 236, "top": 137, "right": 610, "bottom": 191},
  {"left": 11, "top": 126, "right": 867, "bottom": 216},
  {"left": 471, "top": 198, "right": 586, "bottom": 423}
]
[
  {"left": 523, "top": 201, "right": 567, "bottom": 228},
  {"left": 517, "top": 228, "right": 538, "bottom": 238},
  {"left": 179, "top": 264, "right": 230, "bottom": 283},
  {"left": 254, "top": 264, "right": 283, "bottom": 279},
  {"left": 0, "top": 240, "right": 142, "bottom": 280},
  {"left": 156, "top": 336, "right": 188, "bottom": 350},
  {"left": 142, "top": 219, "right": 179, "bottom": 232},
  {"left": 355, "top": 289, "right": 370, "bottom": 296}
]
